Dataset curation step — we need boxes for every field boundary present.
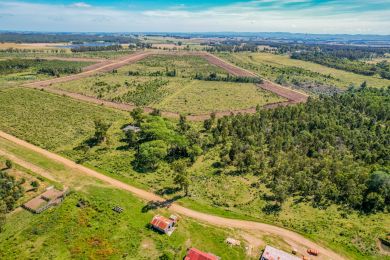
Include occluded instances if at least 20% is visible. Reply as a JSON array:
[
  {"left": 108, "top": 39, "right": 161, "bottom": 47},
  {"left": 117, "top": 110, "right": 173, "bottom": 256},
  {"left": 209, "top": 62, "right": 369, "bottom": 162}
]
[{"left": 21, "top": 50, "right": 309, "bottom": 120}]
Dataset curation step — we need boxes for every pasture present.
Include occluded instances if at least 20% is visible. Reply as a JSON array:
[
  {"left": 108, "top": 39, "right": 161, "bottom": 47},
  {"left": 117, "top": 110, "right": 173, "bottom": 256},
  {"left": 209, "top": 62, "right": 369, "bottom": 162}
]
[
  {"left": 50, "top": 54, "right": 284, "bottom": 114},
  {"left": 218, "top": 52, "right": 390, "bottom": 90}
]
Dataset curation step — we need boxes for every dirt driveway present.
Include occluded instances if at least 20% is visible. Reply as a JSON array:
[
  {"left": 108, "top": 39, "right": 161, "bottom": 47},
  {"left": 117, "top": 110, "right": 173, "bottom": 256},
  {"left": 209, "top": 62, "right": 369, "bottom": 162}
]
[{"left": 0, "top": 130, "right": 344, "bottom": 260}]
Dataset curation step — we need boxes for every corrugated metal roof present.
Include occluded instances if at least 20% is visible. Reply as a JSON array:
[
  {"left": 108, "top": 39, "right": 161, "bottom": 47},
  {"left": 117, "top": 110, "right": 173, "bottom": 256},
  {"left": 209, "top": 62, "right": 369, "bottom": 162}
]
[
  {"left": 261, "top": 245, "right": 300, "bottom": 260},
  {"left": 184, "top": 248, "right": 219, "bottom": 260}
]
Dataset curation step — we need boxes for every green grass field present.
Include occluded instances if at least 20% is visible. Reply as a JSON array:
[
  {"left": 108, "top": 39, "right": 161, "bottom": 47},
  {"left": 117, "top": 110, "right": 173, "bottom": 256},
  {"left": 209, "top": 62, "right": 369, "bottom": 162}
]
[
  {"left": 0, "top": 88, "right": 388, "bottom": 259},
  {"left": 154, "top": 80, "right": 282, "bottom": 114},
  {"left": 218, "top": 52, "right": 390, "bottom": 90},
  {"left": 0, "top": 88, "right": 127, "bottom": 151},
  {"left": 0, "top": 140, "right": 249, "bottom": 260},
  {"left": 50, "top": 55, "right": 284, "bottom": 114}
]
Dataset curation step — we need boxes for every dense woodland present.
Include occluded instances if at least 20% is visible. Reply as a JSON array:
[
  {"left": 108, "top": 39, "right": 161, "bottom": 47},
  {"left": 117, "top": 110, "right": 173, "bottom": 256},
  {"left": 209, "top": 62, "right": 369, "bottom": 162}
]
[
  {"left": 204, "top": 87, "right": 389, "bottom": 213},
  {"left": 125, "top": 87, "right": 389, "bottom": 214}
]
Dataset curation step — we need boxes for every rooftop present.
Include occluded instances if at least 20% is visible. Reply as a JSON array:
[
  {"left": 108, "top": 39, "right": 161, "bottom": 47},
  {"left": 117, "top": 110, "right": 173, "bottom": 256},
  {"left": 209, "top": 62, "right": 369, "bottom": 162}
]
[
  {"left": 184, "top": 247, "right": 219, "bottom": 260},
  {"left": 122, "top": 125, "right": 141, "bottom": 132},
  {"left": 261, "top": 245, "right": 301, "bottom": 260},
  {"left": 150, "top": 215, "right": 174, "bottom": 231}
]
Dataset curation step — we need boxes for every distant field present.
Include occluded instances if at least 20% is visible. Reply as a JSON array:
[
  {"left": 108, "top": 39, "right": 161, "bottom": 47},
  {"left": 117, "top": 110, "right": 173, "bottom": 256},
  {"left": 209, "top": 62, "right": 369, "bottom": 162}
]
[
  {"left": 0, "top": 42, "right": 61, "bottom": 50},
  {"left": 145, "top": 36, "right": 205, "bottom": 50},
  {"left": 218, "top": 52, "right": 390, "bottom": 89},
  {"left": 50, "top": 55, "right": 283, "bottom": 114},
  {"left": 154, "top": 80, "right": 282, "bottom": 114},
  {"left": 0, "top": 59, "right": 94, "bottom": 88},
  {"left": 0, "top": 49, "right": 135, "bottom": 60}
]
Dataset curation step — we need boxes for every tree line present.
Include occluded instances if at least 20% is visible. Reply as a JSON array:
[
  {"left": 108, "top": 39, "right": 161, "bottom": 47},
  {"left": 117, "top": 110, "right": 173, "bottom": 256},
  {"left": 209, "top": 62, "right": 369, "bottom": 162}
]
[
  {"left": 291, "top": 51, "right": 390, "bottom": 79},
  {"left": 0, "top": 59, "right": 85, "bottom": 76},
  {"left": 70, "top": 44, "right": 123, "bottom": 52}
]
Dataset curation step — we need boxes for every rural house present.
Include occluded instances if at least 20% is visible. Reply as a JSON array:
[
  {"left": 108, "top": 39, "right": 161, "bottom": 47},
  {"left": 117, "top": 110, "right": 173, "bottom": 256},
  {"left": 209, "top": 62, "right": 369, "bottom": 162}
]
[
  {"left": 184, "top": 247, "right": 220, "bottom": 260},
  {"left": 261, "top": 245, "right": 300, "bottom": 260},
  {"left": 150, "top": 214, "right": 178, "bottom": 236},
  {"left": 22, "top": 187, "right": 67, "bottom": 214}
]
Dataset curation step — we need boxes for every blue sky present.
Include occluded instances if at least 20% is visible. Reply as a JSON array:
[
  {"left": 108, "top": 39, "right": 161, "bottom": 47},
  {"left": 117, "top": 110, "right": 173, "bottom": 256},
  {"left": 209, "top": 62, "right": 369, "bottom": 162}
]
[{"left": 1, "top": 1, "right": 390, "bottom": 34}]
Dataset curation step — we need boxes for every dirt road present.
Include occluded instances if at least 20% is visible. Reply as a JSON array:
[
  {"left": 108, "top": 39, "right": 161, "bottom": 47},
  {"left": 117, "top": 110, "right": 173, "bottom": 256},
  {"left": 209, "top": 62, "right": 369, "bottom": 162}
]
[
  {"left": 21, "top": 50, "right": 308, "bottom": 121},
  {"left": 23, "top": 51, "right": 153, "bottom": 88},
  {"left": 0, "top": 130, "right": 343, "bottom": 260}
]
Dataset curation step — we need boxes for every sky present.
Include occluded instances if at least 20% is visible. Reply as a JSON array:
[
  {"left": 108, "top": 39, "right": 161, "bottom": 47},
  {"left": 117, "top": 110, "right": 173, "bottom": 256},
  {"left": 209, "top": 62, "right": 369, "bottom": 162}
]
[{"left": 0, "top": 0, "right": 390, "bottom": 34}]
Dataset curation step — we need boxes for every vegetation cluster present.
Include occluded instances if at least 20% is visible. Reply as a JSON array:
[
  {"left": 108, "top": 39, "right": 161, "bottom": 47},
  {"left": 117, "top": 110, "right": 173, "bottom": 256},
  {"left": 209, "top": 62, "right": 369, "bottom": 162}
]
[
  {"left": 206, "top": 87, "right": 389, "bottom": 213},
  {"left": 0, "top": 59, "right": 89, "bottom": 76}
]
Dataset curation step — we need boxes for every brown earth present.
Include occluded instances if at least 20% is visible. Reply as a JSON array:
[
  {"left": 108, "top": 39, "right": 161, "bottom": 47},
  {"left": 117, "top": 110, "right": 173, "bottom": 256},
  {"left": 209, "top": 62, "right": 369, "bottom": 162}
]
[{"left": 0, "top": 130, "right": 344, "bottom": 260}]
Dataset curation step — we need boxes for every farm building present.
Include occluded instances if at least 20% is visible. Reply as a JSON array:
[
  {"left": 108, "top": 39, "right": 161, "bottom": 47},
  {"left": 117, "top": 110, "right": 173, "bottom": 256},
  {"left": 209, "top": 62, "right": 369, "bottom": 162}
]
[
  {"left": 22, "top": 187, "right": 67, "bottom": 214},
  {"left": 122, "top": 125, "right": 141, "bottom": 133},
  {"left": 184, "top": 247, "right": 220, "bottom": 260},
  {"left": 261, "top": 245, "right": 300, "bottom": 260},
  {"left": 150, "top": 214, "right": 178, "bottom": 236}
]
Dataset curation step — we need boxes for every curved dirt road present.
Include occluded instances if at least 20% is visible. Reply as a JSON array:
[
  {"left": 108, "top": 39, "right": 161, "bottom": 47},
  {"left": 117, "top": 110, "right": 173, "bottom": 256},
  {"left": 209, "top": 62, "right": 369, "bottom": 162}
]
[
  {"left": 22, "top": 50, "right": 309, "bottom": 121},
  {"left": 0, "top": 130, "right": 343, "bottom": 260}
]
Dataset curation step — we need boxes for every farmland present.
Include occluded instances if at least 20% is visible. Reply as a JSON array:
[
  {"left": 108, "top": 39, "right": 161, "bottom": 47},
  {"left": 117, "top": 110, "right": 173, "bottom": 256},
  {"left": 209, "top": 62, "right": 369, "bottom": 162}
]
[
  {"left": 0, "top": 86, "right": 388, "bottom": 259},
  {"left": 0, "top": 139, "right": 248, "bottom": 260},
  {"left": 0, "top": 59, "right": 94, "bottom": 88},
  {"left": 0, "top": 88, "right": 127, "bottom": 150},
  {"left": 50, "top": 54, "right": 284, "bottom": 114},
  {"left": 217, "top": 52, "right": 390, "bottom": 93}
]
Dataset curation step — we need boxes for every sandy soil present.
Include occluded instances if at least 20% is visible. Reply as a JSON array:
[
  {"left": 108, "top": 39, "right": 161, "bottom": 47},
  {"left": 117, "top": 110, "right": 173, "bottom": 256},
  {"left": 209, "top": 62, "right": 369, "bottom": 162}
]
[{"left": 0, "top": 130, "right": 344, "bottom": 260}]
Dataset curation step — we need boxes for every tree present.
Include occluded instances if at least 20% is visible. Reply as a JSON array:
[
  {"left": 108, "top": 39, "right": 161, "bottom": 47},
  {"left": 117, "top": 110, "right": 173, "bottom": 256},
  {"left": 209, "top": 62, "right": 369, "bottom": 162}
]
[
  {"left": 124, "top": 130, "right": 140, "bottom": 148},
  {"left": 360, "top": 81, "right": 367, "bottom": 90},
  {"left": 0, "top": 201, "right": 6, "bottom": 232},
  {"left": 178, "top": 114, "right": 190, "bottom": 133},
  {"left": 172, "top": 160, "right": 190, "bottom": 196},
  {"left": 150, "top": 108, "right": 161, "bottom": 116},
  {"left": 5, "top": 160, "right": 12, "bottom": 169},
  {"left": 93, "top": 120, "right": 111, "bottom": 145},
  {"left": 137, "top": 140, "right": 168, "bottom": 170},
  {"left": 130, "top": 107, "right": 144, "bottom": 126}
]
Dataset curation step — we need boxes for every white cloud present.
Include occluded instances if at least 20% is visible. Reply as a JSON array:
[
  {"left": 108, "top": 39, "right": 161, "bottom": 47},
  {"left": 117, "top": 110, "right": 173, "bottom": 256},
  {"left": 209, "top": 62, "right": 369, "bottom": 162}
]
[
  {"left": 71, "top": 2, "right": 91, "bottom": 8},
  {"left": 0, "top": 1, "right": 389, "bottom": 34}
]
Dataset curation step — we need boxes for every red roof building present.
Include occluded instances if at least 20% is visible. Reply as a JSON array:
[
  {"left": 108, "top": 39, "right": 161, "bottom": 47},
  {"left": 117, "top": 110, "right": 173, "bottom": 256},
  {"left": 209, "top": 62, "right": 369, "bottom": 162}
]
[
  {"left": 184, "top": 248, "right": 219, "bottom": 260},
  {"left": 150, "top": 215, "right": 176, "bottom": 235}
]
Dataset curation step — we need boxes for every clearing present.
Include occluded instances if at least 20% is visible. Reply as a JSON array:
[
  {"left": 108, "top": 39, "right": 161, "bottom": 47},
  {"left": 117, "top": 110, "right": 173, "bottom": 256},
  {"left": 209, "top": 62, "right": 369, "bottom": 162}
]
[{"left": 48, "top": 53, "right": 285, "bottom": 115}]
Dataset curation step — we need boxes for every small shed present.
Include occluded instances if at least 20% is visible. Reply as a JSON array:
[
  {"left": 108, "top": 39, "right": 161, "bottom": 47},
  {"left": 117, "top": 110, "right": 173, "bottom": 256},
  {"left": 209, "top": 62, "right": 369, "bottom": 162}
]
[
  {"left": 150, "top": 215, "right": 176, "bottom": 236},
  {"left": 261, "top": 245, "right": 301, "bottom": 260},
  {"left": 122, "top": 125, "right": 141, "bottom": 133},
  {"left": 184, "top": 247, "right": 220, "bottom": 260}
]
